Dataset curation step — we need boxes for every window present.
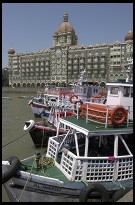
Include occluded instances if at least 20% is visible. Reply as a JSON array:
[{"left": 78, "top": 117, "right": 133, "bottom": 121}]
[
  {"left": 79, "top": 88, "right": 82, "bottom": 93},
  {"left": 84, "top": 88, "right": 86, "bottom": 93},
  {"left": 123, "top": 87, "right": 130, "bottom": 97},
  {"left": 110, "top": 87, "right": 119, "bottom": 95}
]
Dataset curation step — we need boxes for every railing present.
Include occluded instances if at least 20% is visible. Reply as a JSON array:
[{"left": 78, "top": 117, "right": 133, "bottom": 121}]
[
  {"left": 79, "top": 102, "right": 133, "bottom": 128},
  {"left": 47, "top": 135, "right": 133, "bottom": 182}
]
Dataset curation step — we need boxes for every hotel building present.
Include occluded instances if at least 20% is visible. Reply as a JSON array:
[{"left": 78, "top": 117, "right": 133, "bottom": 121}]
[{"left": 8, "top": 13, "right": 133, "bottom": 88}]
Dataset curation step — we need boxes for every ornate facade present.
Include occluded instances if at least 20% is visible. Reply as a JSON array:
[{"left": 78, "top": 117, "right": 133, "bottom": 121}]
[{"left": 8, "top": 13, "right": 133, "bottom": 88}]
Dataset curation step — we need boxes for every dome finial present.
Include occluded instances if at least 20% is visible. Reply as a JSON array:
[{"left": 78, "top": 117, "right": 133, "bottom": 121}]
[{"left": 63, "top": 12, "right": 68, "bottom": 22}]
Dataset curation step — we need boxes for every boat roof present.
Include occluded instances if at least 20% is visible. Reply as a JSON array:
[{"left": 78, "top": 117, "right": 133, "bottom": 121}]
[
  {"left": 106, "top": 82, "right": 133, "bottom": 87},
  {"left": 59, "top": 116, "right": 133, "bottom": 136}
]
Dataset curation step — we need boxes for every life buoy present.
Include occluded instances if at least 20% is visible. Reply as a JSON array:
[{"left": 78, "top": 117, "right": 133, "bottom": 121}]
[
  {"left": 92, "top": 95, "right": 101, "bottom": 103},
  {"left": 79, "top": 183, "right": 110, "bottom": 202},
  {"left": 111, "top": 106, "right": 127, "bottom": 126},
  {"left": 2, "top": 156, "right": 21, "bottom": 184},
  {"left": 110, "top": 187, "right": 132, "bottom": 202},
  {"left": 23, "top": 120, "right": 35, "bottom": 131},
  {"left": 70, "top": 94, "right": 78, "bottom": 104}
]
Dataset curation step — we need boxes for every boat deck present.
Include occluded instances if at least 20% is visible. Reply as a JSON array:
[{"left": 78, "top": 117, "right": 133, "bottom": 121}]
[
  {"left": 60, "top": 116, "right": 133, "bottom": 135},
  {"left": 21, "top": 157, "right": 70, "bottom": 182}
]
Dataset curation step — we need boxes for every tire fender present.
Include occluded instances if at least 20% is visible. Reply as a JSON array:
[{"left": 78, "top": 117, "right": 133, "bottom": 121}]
[
  {"left": 79, "top": 183, "right": 110, "bottom": 202},
  {"left": 2, "top": 156, "right": 21, "bottom": 184}
]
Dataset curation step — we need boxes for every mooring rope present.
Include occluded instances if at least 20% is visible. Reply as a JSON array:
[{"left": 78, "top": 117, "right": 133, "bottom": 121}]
[
  {"left": 17, "top": 156, "right": 36, "bottom": 202},
  {"left": 2, "top": 126, "right": 37, "bottom": 148},
  {"left": 2, "top": 132, "right": 29, "bottom": 148},
  {"left": 18, "top": 153, "right": 54, "bottom": 202},
  {"left": 112, "top": 179, "right": 125, "bottom": 190},
  {"left": 2, "top": 116, "right": 52, "bottom": 149}
]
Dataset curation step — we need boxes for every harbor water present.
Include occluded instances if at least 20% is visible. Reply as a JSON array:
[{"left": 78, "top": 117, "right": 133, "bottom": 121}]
[{"left": 2, "top": 92, "right": 46, "bottom": 202}]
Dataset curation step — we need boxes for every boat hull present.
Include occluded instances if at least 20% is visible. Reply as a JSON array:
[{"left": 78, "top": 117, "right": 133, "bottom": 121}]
[
  {"left": 2, "top": 167, "right": 133, "bottom": 202},
  {"left": 29, "top": 126, "right": 64, "bottom": 148}
]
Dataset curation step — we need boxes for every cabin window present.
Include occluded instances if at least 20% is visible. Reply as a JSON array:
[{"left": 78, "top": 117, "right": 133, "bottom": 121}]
[
  {"left": 110, "top": 87, "right": 118, "bottom": 95},
  {"left": 83, "top": 87, "right": 86, "bottom": 93},
  {"left": 93, "top": 88, "right": 98, "bottom": 93},
  {"left": 123, "top": 87, "right": 130, "bottom": 97},
  {"left": 79, "top": 88, "right": 82, "bottom": 93}
]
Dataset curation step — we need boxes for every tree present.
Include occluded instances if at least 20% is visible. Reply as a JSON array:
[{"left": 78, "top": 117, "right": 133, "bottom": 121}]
[{"left": 2, "top": 68, "right": 9, "bottom": 87}]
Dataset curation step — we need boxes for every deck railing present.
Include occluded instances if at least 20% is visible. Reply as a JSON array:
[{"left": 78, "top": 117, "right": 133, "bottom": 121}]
[
  {"left": 47, "top": 136, "right": 133, "bottom": 182},
  {"left": 79, "top": 103, "right": 133, "bottom": 128},
  {"left": 63, "top": 152, "right": 133, "bottom": 182}
]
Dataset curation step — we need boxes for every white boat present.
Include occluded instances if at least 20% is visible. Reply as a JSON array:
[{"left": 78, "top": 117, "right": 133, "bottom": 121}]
[{"left": 28, "top": 70, "right": 105, "bottom": 118}]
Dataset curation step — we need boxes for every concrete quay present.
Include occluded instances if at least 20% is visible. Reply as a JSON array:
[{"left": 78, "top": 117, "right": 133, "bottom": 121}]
[{"left": 117, "top": 189, "right": 133, "bottom": 202}]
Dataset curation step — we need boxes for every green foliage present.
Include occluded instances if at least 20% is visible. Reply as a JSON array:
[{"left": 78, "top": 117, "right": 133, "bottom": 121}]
[{"left": 2, "top": 72, "right": 9, "bottom": 87}]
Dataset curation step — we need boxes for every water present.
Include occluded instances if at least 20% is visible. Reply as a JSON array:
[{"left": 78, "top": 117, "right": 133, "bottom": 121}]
[{"left": 2, "top": 92, "right": 46, "bottom": 202}]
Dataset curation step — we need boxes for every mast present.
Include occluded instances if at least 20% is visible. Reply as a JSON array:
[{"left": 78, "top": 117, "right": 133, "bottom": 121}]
[
  {"left": 125, "top": 59, "right": 133, "bottom": 82},
  {"left": 78, "top": 69, "right": 86, "bottom": 85}
]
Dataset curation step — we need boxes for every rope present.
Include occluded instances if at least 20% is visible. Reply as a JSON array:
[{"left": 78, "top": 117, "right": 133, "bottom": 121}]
[
  {"left": 2, "top": 132, "right": 29, "bottom": 148},
  {"left": 2, "top": 126, "right": 37, "bottom": 148},
  {"left": 40, "top": 156, "right": 54, "bottom": 176},
  {"left": 18, "top": 154, "right": 54, "bottom": 201},
  {"left": 81, "top": 179, "right": 89, "bottom": 187},
  {"left": 17, "top": 156, "right": 37, "bottom": 202},
  {"left": 112, "top": 179, "right": 125, "bottom": 190}
]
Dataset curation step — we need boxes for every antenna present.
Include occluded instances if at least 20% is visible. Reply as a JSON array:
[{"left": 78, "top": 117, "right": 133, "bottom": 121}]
[
  {"left": 126, "top": 59, "right": 133, "bottom": 82},
  {"left": 78, "top": 69, "right": 86, "bottom": 85}
]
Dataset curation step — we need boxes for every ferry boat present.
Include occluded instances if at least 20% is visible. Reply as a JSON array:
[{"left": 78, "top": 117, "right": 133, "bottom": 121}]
[
  {"left": 28, "top": 70, "right": 105, "bottom": 118},
  {"left": 28, "top": 90, "right": 75, "bottom": 118},
  {"left": 2, "top": 60, "right": 133, "bottom": 202}
]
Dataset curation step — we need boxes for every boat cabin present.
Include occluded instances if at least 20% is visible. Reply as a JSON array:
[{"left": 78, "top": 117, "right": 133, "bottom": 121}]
[
  {"left": 106, "top": 82, "right": 133, "bottom": 106},
  {"left": 72, "top": 69, "right": 100, "bottom": 102},
  {"left": 73, "top": 82, "right": 99, "bottom": 102}
]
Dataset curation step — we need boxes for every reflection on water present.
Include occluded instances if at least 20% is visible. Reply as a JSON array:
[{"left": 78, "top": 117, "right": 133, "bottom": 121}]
[{"left": 2, "top": 92, "right": 46, "bottom": 202}]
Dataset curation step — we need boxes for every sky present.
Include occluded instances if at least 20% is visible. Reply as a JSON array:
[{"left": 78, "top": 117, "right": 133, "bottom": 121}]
[{"left": 2, "top": 3, "right": 133, "bottom": 68}]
